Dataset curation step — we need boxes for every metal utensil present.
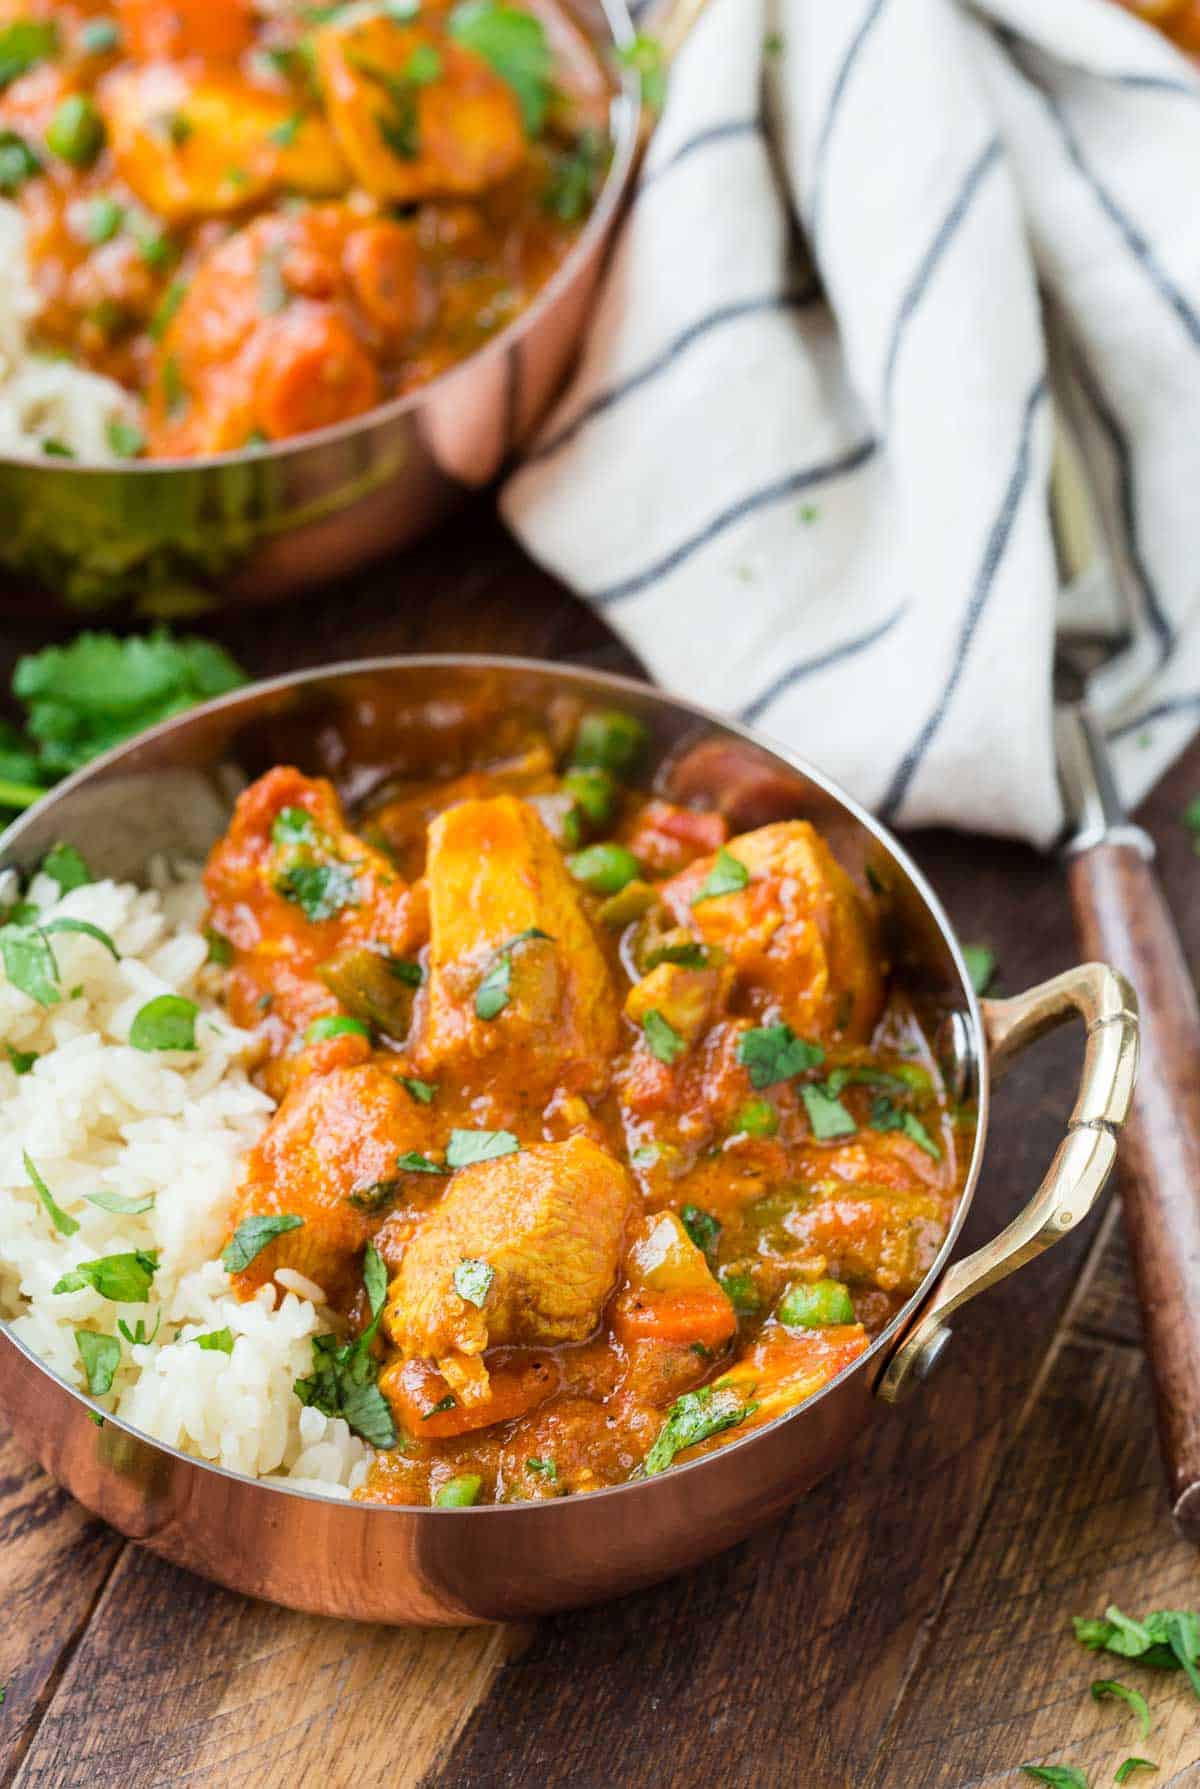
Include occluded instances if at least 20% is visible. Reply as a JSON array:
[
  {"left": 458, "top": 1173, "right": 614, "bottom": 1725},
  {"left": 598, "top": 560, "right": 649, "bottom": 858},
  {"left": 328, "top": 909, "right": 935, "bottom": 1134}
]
[
  {"left": 1051, "top": 445, "right": 1200, "bottom": 1540},
  {"left": 0, "top": 656, "right": 1136, "bottom": 1622}
]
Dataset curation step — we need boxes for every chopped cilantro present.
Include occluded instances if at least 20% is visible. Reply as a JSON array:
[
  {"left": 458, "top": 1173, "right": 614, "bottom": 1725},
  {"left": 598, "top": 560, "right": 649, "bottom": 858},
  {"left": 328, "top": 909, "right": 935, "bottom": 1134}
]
[
  {"left": 800, "top": 1082, "right": 856, "bottom": 1141},
  {"left": 446, "top": 1129, "right": 519, "bottom": 1169},
  {"left": 868, "top": 1095, "right": 941, "bottom": 1160},
  {"left": 25, "top": 1150, "right": 78, "bottom": 1237},
  {"left": 75, "top": 1330, "right": 121, "bottom": 1396},
  {"left": 645, "top": 1382, "right": 756, "bottom": 1474},
  {"left": 642, "top": 1007, "right": 687, "bottom": 1064},
  {"left": 5, "top": 1044, "right": 37, "bottom": 1074},
  {"left": 85, "top": 1189, "right": 155, "bottom": 1216},
  {"left": 1090, "top": 1680, "right": 1150, "bottom": 1739},
  {"left": 400, "top": 1076, "right": 435, "bottom": 1104},
  {"left": 192, "top": 1328, "right": 234, "bottom": 1354},
  {"left": 447, "top": 0, "right": 553, "bottom": 135},
  {"left": 680, "top": 1204, "right": 720, "bottom": 1257},
  {"left": 0, "top": 129, "right": 39, "bottom": 193},
  {"left": 736, "top": 1024, "right": 823, "bottom": 1089},
  {"left": 275, "top": 860, "right": 359, "bottom": 922},
  {"left": 0, "top": 20, "right": 58, "bottom": 91},
  {"left": 396, "top": 1150, "right": 446, "bottom": 1175},
  {"left": 40, "top": 841, "right": 91, "bottom": 893},
  {"left": 691, "top": 847, "right": 749, "bottom": 905},
  {"left": 962, "top": 943, "right": 996, "bottom": 995},
  {"left": 526, "top": 1457, "right": 558, "bottom": 1480},
  {"left": 222, "top": 1213, "right": 303, "bottom": 1273},
  {"left": 106, "top": 417, "right": 145, "bottom": 458},
  {"left": 53, "top": 1250, "right": 158, "bottom": 1302},
  {"left": 453, "top": 1258, "right": 495, "bottom": 1307}
]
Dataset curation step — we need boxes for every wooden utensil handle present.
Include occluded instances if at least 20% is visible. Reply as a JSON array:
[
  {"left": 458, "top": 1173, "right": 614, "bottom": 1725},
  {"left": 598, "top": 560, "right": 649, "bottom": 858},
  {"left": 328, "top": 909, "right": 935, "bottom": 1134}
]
[{"left": 1069, "top": 840, "right": 1200, "bottom": 1538}]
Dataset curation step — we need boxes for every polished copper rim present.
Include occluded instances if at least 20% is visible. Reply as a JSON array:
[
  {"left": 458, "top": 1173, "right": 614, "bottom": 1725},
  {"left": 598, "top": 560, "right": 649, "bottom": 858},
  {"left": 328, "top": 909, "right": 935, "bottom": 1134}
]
[{"left": 0, "top": 653, "right": 990, "bottom": 1516}]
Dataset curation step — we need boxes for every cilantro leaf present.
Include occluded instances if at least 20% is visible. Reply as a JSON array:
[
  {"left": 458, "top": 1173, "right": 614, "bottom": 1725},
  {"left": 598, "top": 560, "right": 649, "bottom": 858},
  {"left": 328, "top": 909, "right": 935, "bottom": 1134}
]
[
  {"left": 453, "top": 1258, "right": 495, "bottom": 1307},
  {"left": 41, "top": 916, "right": 119, "bottom": 960},
  {"left": 446, "top": 1129, "right": 519, "bottom": 1169},
  {"left": 400, "top": 1076, "right": 435, "bottom": 1104},
  {"left": 1115, "top": 1763, "right": 1157, "bottom": 1784},
  {"left": 275, "top": 860, "right": 359, "bottom": 922},
  {"left": 396, "top": 1150, "right": 447, "bottom": 1175},
  {"left": 475, "top": 952, "right": 511, "bottom": 1020},
  {"left": 387, "top": 957, "right": 423, "bottom": 986},
  {"left": 347, "top": 1178, "right": 401, "bottom": 1213},
  {"left": 129, "top": 993, "right": 197, "bottom": 1051},
  {"left": 40, "top": 842, "right": 91, "bottom": 893},
  {"left": 117, "top": 1312, "right": 160, "bottom": 1346},
  {"left": 85, "top": 1188, "right": 155, "bottom": 1216},
  {"left": 801, "top": 1082, "right": 857, "bottom": 1141},
  {"left": 52, "top": 1250, "right": 158, "bottom": 1302},
  {"left": 642, "top": 1008, "right": 687, "bottom": 1065},
  {"left": 5, "top": 1044, "right": 37, "bottom": 1074},
  {"left": 867, "top": 1095, "right": 941, "bottom": 1160},
  {"left": 527, "top": 1456, "right": 557, "bottom": 1480},
  {"left": 1090, "top": 1681, "right": 1151, "bottom": 1739},
  {"left": 1020, "top": 1769, "right": 1088, "bottom": 1788},
  {"left": 75, "top": 1329, "right": 121, "bottom": 1396},
  {"left": 12, "top": 629, "right": 245, "bottom": 783},
  {"left": 192, "top": 1328, "right": 234, "bottom": 1353},
  {"left": 447, "top": 1, "right": 553, "bottom": 135},
  {"left": 222, "top": 1213, "right": 303, "bottom": 1272},
  {"left": 294, "top": 1331, "right": 397, "bottom": 1448},
  {"left": 645, "top": 1382, "right": 757, "bottom": 1474},
  {"left": 363, "top": 1242, "right": 388, "bottom": 1331},
  {"left": 0, "top": 922, "right": 61, "bottom": 1006},
  {"left": 691, "top": 847, "right": 749, "bottom": 906},
  {"left": 24, "top": 1150, "right": 78, "bottom": 1236},
  {"left": 680, "top": 1204, "right": 720, "bottom": 1257},
  {"left": 0, "top": 19, "right": 58, "bottom": 91},
  {"left": 736, "top": 1024, "right": 823, "bottom": 1089}
]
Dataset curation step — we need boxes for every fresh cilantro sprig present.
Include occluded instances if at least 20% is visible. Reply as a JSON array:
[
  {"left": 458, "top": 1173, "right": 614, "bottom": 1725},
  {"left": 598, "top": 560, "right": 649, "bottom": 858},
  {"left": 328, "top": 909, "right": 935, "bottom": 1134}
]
[{"left": 294, "top": 1243, "right": 397, "bottom": 1448}]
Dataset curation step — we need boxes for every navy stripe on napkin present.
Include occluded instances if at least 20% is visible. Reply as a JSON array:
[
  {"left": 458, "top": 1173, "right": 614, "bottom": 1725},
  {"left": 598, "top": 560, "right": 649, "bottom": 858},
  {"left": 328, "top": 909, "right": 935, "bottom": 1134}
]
[
  {"left": 880, "top": 375, "right": 1048, "bottom": 818},
  {"left": 594, "top": 439, "right": 879, "bottom": 608},
  {"left": 740, "top": 603, "right": 909, "bottom": 724},
  {"left": 529, "top": 288, "right": 821, "bottom": 465}
]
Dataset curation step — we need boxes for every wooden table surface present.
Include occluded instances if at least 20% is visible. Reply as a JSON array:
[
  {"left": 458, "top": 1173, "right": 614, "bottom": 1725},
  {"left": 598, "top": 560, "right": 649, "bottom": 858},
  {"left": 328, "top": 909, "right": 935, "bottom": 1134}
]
[{"left": 2, "top": 504, "right": 1199, "bottom": 1789}]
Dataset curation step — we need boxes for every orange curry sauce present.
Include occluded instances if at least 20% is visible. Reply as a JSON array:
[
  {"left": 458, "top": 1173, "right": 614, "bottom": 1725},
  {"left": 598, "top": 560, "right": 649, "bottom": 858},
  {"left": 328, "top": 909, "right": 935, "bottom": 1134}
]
[
  {"left": 0, "top": 0, "right": 611, "bottom": 455},
  {"left": 202, "top": 703, "right": 971, "bottom": 1506}
]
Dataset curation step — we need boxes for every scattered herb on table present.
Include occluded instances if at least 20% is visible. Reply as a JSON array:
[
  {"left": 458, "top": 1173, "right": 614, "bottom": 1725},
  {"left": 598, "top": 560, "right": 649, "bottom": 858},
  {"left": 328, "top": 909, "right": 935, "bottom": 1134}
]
[
  {"left": 1020, "top": 1768, "right": 1088, "bottom": 1788},
  {"left": 962, "top": 942, "right": 997, "bottom": 995}
]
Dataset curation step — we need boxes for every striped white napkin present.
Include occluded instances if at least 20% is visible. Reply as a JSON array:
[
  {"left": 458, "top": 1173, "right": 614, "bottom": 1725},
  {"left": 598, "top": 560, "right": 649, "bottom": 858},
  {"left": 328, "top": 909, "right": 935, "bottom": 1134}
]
[{"left": 502, "top": 0, "right": 1200, "bottom": 846}]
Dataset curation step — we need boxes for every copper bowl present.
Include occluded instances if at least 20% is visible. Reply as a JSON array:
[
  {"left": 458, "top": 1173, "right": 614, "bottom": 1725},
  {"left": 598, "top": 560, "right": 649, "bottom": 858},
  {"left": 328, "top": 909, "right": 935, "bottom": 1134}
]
[
  {"left": 0, "top": 1, "right": 640, "bottom": 616},
  {"left": 0, "top": 657, "right": 1139, "bottom": 1623}
]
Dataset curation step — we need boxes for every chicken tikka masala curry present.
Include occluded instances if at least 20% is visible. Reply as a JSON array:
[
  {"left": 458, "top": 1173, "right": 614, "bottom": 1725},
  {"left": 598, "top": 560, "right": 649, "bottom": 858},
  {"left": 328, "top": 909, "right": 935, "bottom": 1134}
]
[
  {"left": 0, "top": 0, "right": 613, "bottom": 456},
  {"left": 203, "top": 699, "right": 969, "bottom": 1507}
]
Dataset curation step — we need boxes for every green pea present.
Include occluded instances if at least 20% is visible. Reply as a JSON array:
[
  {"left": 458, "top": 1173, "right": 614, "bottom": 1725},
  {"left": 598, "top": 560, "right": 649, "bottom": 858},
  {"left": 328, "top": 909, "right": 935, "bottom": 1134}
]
[
  {"left": 434, "top": 1473, "right": 483, "bottom": 1508},
  {"left": 732, "top": 1097, "right": 778, "bottom": 1137},
  {"left": 304, "top": 1014, "right": 371, "bottom": 1044},
  {"left": 563, "top": 767, "right": 617, "bottom": 829},
  {"left": 571, "top": 709, "right": 649, "bottom": 777},
  {"left": 719, "top": 1268, "right": 760, "bottom": 1314},
  {"left": 567, "top": 842, "right": 642, "bottom": 895},
  {"left": 776, "top": 1277, "right": 854, "bottom": 1330},
  {"left": 46, "top": 94, "right": 105, "bottom": 167}
]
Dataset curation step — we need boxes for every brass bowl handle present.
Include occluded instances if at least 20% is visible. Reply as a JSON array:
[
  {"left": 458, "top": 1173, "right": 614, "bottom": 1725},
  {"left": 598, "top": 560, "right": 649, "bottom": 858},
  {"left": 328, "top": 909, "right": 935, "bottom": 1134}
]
[{"left": 877, "top": 963, "right": 1139, "bottom": 1403}]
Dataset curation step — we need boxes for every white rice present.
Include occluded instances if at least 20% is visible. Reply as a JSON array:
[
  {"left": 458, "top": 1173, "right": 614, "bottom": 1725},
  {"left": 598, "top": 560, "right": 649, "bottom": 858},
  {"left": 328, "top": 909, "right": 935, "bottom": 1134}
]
[
  {"left": 0, "top": 863, "right": 372, "bottom": 1497},
  {"left": 0, "top": 201, "right": 138, "bottom": 461}
]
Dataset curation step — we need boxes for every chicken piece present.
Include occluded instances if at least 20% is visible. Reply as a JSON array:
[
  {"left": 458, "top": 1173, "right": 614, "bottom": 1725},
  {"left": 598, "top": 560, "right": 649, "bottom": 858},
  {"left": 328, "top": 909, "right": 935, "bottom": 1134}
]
[
  {"left": 416, "top": 795, "right": 619, "bottom": 1108},
  {"left": 101, "top": 66, "right": 347, "bottom": 223},
  {"left": 313, "top": 11, "right": 527, "bottom": 202},
  {"left": 661, "top": 821, "right": 883, "bottom": 1044},
  {"left": 383, "top": 1136, "right": 633, "bottom": 1404},
  {"left": 204, "top": 766, "right": 428, "bottom": 1088},
  {"left": 225, "top": 1061, "right": 442, "bottom": 1308}
]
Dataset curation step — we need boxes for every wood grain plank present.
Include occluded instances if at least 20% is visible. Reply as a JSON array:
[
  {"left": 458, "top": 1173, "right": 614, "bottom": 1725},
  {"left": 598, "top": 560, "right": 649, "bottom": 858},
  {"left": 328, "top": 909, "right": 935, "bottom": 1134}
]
[
  {"left": 11, "top": 1546, "right": 520, "bottom": 1789},
  {"left": 0, "top": 1436, "right": 124, "bottom": 1785},
  {"left": 869, "top": 1332, "right": 1200, "bottom": 1787}
]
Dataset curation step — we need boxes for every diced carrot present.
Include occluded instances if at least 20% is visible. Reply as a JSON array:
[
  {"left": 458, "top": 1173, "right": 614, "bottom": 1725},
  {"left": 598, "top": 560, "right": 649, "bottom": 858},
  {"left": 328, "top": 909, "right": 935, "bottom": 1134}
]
[
  {"left": 345, "top": 221, "right": 427, "bottom": 337},
  {"left": 613, "top": 1289, "right": 737, "bottom": 1350},
  {"left": 382, "top": 1354, "right": 558, "bottom": 1438},
  {"left": 117, "top": 0, "right": 254, "bottom": 61},
  {"left": 252, "top": 308, "right": 380, "bottom": 441}
]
